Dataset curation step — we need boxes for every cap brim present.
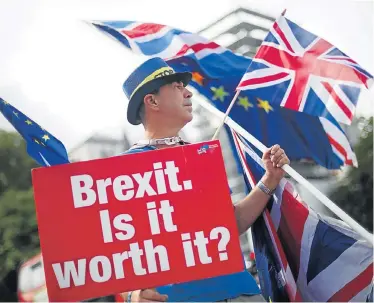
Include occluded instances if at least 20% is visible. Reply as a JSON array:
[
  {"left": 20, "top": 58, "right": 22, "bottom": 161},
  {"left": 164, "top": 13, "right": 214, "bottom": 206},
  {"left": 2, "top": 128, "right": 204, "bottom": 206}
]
[{"left": 127, "top": 71, "right": 192, "bottom": 125}]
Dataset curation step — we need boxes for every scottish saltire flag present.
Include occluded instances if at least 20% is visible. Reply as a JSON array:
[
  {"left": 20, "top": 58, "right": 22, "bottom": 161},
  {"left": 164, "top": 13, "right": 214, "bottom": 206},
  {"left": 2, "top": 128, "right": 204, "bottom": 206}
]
[
  {"left": 236, "top": 13, "right": 373, "bottom": 125},
  {"left": 91, "top": 20, "right": 357, "bottom": 169},
  {"left": 91, "top": 21, "right": 250, "bottom": 79},
  {"left": 228, "top": 126, "right": 373, "bottom": 302},
  {"left": 0, "top": 98, "right": 70, "bottom": 167}
]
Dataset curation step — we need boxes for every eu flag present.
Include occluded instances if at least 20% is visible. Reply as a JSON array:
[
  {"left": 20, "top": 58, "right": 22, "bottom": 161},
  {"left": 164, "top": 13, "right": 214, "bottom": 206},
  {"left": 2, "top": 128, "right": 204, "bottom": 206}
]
[
  {"left": 172, "top": 60, "right": 350, "bottom": 169},
  {"left": 0, "top": 98, "right": 70, "bottom": 167}
]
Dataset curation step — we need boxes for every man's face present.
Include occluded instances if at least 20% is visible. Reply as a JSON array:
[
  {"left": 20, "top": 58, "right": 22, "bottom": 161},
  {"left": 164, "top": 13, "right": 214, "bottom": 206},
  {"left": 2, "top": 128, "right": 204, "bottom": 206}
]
[{"left": 155, "top": 80, "right": 193, "bottom": 126}]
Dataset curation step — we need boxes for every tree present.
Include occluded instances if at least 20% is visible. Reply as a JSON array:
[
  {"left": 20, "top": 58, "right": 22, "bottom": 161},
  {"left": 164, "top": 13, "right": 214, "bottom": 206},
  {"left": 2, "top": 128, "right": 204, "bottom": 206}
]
[
  {"left": 0, "top": 130, "right": 37, "bottom": 195},
  {"left": 0, "top": 130, "right": 40, "bottom": 301},
  {"left": 0, "top": 189, "right": 40, "bottom": 277},
  {"left": 330, "top": 117, "right": 373, "bottom": 232}
]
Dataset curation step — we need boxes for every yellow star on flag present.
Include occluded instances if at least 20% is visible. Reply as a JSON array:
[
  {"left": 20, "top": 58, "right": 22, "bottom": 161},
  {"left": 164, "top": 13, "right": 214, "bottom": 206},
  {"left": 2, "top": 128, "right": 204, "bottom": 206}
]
[
  {"left": 2, "top": 99, "right": 8, "bottom": 105},
  {"left": 34, "top": 139, "right": 40, "bottom": 144},
  {"left": 25, "top": 120, "right": 32, "bottom": 125},
  {"left": 211, "top": 86, "right": 229, "bottom": 102},
  {"left": 42, "top": 134, "right": 50, "bottom": 142},
  {"left": 257, "top": 98, "right": 273, "bottom": 113},
  {"left": 191, "top": 72, "right": 204, "bottom": 85},
  {"left": 13, "top": 111, "right": 19, "bottom": 118},
  {"left": 237, "top": 96, "right": 253, "bottom": 111}
]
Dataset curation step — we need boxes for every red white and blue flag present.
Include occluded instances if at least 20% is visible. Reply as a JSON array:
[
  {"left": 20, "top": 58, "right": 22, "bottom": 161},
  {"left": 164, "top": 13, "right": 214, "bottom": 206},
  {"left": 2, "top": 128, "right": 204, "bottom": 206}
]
[
  {"left": 236, "top": 13, "right": 373, "bottom": 125},
  {"left": 91, "top": 21, "right": 250, "bottom": 79},
  {"left": 92, "top": 21, "right": 225, "bottom": 59},
  {"left": 228, "top": 127, "right": 373, "bottom": 302}
]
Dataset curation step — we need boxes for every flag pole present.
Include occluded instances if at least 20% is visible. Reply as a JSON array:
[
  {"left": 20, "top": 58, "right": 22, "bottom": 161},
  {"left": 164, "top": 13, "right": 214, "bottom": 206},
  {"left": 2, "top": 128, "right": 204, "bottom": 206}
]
[
  {"left": 211, "top": 90, "right": 240, "bottom": 140},
  {"left": 200, "top": 96, "right": 373, "bottom": 244}
]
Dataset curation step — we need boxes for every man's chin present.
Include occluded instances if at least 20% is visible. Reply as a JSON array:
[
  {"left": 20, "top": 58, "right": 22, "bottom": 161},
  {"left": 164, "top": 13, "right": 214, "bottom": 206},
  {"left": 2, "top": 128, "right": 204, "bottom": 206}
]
[
  {"left": 180, "top": 113, "right": 193, "bottom": 127},
  {"left": 186, "top": 113, "right": 193, "bottom": 123}
]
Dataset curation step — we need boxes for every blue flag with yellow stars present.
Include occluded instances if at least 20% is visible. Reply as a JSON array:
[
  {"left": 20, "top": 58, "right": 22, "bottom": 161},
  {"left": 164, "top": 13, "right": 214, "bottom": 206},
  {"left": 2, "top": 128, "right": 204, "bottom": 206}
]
[
  {"left": 0, "top": 98, "right": 70, "bottom": 167},
  {"left": 171, "top": 61, "right": 352, "bottom": 170}
]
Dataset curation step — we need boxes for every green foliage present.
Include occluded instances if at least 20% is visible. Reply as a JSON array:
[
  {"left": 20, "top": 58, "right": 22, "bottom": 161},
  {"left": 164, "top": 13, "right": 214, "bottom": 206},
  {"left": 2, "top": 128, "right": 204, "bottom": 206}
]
[
  {"left": 0, "top": 130, "right": 40, "bottom": 299},
  {"left": 0, "top": 189, "right": 40, "bottom": 279},
  {"left": 0, "top": 130, "right": 37, "bottom": 195},
  {"left": 330, "top": 117, "right": 373, "bottom": 232}
]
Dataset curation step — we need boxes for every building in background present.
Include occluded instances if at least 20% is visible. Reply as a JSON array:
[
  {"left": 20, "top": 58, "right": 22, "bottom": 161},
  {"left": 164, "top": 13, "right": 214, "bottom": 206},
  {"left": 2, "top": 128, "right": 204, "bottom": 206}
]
[
  {"left": 197, "top": 7, "right": 275, "bottom": 57},
  {"left": 68, "top": 132, "right": 131, "bottom": 162}
]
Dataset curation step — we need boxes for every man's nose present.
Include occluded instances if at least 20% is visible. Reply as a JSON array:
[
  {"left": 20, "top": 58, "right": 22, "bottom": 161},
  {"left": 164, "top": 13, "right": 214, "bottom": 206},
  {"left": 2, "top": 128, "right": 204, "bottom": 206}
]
[{"left": 184, "top": 87, "right": 193, "bottom": 99}]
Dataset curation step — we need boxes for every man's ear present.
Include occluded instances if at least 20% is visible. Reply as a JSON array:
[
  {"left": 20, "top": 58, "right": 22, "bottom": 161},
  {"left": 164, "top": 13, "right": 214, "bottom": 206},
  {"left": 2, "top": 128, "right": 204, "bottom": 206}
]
[{"left": 144, "top": 94, "right": 159, "bottom": 111}]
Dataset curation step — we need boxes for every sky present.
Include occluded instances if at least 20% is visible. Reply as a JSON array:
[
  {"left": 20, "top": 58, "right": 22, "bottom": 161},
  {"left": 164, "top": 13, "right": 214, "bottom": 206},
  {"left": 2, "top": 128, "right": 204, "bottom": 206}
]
[{"left": 0, "top": 0, "right": 373, "bottom": 151}]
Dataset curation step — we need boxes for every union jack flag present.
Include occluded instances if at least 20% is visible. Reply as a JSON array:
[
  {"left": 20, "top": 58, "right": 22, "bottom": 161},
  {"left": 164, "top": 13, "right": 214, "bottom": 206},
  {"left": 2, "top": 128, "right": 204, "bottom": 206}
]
[
  {"left": 236, "top": 13, "right": 373, "bottom": 125},
  {"left": 228, "top": 127, "right": 373, "bottom": 302}
]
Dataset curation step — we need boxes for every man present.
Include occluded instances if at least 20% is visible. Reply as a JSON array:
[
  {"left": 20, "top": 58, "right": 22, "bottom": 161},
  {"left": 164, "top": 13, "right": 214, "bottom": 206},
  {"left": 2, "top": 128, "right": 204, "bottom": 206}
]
[{"left": 118, "top": 57, "right": 290, "bottom": 302}]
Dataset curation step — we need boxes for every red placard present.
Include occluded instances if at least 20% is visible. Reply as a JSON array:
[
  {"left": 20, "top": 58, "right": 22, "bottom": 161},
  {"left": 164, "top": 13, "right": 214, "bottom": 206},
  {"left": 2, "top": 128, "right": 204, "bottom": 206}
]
[{"left": 31, "top": 140, "right": 244, "bottom": 302}]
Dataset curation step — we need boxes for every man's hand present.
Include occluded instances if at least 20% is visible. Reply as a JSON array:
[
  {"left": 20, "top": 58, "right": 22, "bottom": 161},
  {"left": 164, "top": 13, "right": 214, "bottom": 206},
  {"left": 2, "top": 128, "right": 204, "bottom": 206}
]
[
  {"left": 130, "top": 289, "right": 168, "bottom": 302},
  {"left": 234, "top": 144, "right": 290, "bottom": 234},
  {"left": 261, "top": 144, "right": 290, "bottom": 190}
]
